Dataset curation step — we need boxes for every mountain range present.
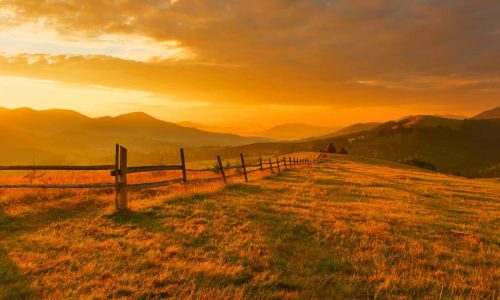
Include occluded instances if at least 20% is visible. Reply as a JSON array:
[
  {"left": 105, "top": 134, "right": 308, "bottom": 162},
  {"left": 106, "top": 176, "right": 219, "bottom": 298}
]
[
  {"left": 204, "top": 108, "right": 500, "bottom": 177},
  {"left": 0, "top": 107, "right": 270, "bottom": 164},
  {"left": 178, "top": 121, "right": 340, "bottom": 140},
  {"left": 0, "top": 106, "right": 499, "bottom": 177}
]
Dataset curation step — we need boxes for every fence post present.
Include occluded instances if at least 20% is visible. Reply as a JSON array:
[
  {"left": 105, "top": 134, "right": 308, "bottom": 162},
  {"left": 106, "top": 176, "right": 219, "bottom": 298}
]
[
  {"left": 114, "top": 144, "right": 120, "bottom": 210},
  {"left": 259, "top": 157, "right": 263, "bottom": 171},
  {"left": 268, "top": 158, "right": 274, "bottom": 173},
  {"left": 118, "top": 146, "right": 128, "bottom": 211},
  {"left": 240, "top": 153, "right": 248, "bottom": 182},
  {"left": 276, "top": 157, "right": 281, "bottom": 172},
  {"left": 283, "top": 157, "right": 287, "bottom": 168},
  {"left": 217, "top": 155, "right": 226, "bottom": 183},
  {"left": 180, "top": 148, "right": 187, "bottom": 183}
]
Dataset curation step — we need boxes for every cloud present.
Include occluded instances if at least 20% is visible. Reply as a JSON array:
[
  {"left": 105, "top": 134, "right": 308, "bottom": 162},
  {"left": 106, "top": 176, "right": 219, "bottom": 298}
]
[{"left": 0, "top": 0, "right": 498, "bottom": 108}]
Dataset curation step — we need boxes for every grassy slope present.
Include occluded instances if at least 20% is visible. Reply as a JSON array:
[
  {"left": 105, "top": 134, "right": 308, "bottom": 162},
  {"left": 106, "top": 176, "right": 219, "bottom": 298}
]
[{"left": 0, "top": 155, "right": 499, "bottom": 299}]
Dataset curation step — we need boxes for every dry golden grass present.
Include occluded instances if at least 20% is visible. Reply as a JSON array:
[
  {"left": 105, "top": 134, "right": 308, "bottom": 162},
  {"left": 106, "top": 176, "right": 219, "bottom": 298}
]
[{"left": 1, "top": 153, "right": 499, "bottom": 299}]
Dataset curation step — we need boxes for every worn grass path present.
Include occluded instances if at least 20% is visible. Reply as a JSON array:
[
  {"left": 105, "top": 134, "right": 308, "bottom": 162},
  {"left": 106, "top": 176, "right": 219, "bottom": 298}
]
[{"left": 1, "top": 154, "right": 499, "bottom": 299}]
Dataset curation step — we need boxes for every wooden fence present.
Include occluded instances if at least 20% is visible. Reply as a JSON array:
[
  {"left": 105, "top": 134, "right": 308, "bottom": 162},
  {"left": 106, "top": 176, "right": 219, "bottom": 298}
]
[{"left": 0, "top": 144, "right": 322, "bottom": 211}]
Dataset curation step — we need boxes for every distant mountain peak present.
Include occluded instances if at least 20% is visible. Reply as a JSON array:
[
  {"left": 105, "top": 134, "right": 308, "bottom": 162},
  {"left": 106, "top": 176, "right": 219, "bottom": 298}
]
[{"left": 114, "top": 111, "right": 160, "bottom": 122}]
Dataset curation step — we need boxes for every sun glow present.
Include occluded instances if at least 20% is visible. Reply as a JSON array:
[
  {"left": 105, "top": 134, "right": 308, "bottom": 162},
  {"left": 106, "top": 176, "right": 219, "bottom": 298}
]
[
  {"left": 0, "top": 76, "right": 208, "bottom": 119},
  {"left": 0, "top": 21, "right": 190, "bottom": 62}
]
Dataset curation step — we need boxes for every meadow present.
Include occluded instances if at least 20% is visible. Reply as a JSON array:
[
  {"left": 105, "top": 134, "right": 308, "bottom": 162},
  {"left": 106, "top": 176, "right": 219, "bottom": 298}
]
[{"left": 0, "top": 154, "right": 499, "bottom": 299}]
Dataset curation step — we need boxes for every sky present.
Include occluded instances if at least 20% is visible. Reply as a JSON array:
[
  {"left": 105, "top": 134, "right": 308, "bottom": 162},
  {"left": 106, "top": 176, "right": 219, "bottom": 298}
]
[{"left": 0, "top": 0, "right": 499, "bottom": 129}]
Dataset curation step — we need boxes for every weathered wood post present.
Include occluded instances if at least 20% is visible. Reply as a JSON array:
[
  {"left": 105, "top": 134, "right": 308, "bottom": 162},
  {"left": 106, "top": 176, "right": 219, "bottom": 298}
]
[
  {"left": 289, "top": 157, "right": 292, "bottom": 168},
  {"left": 240, "top": 153, "right": 248, "bottom": 182},
  {"left": 259, "top": 157, "right": 263, "bottom": 171},
  {"left": 268, "top": 158, "right": 274, "bottom": 174},
  {"left": 118, "top": 146, "right": 128, "bottom": 211},
  {"left": 217, "top": 155, "right": 226, "bottom": 183},
  {"left": 276, "top": 157, "right": 281, "bottom": 172},
  {"left": 283, "top": 157, "right": 287, "bottom": 168},
  {"left": 180, "top": 148, "right": 187, "bottom": 183},
  {"left": 114, "top": 144, "right": 120, "bottom": 210}
]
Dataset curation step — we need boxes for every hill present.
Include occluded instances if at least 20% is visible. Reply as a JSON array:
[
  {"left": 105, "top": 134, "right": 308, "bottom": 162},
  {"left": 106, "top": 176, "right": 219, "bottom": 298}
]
[
  {"left": 472, "top": 106, "right": 500, "bottom": 119},
  {"left": 253, "top": 123, "right": 338, "bottom": 140},
  {"left": 1, "top": 154, "right": 498, "bottom": 298},
  {"left": 218, "top": 115, "right": 500, "bottom": 178},
  {"left": 0, "top": 107, "right": 270, "bottom": 164},
  {"left": 303, "top": 116, "right": 500, "bottom": 177}
]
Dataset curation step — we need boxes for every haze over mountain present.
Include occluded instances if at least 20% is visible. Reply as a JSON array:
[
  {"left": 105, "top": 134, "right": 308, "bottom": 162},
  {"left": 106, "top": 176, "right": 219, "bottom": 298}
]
[
  {"left": 300, "top": 122, "right": 381, "bottom": 141},
  {"left": 252, "top": 123, "right": 339, "bottom": 140},
  {"left": 177, "top": 121, "right": 249, "bottom": 135},
  {"left": 472, "top": 106, "right": 500, "bottom": 120}
]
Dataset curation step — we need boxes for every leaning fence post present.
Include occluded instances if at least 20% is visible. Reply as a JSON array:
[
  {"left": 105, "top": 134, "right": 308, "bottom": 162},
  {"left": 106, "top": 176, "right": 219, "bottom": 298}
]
[
  {"left": 240, "top": 153, "right": 248, "bottom": 182},
  {"left": 276, "top": 157, "right": 281, "bottom": 172},
  {"left": 217, "top": 155, "right": 226, "bottom": 183},
  {"left": 114, "top": 144, "right": 120, "bottom": 210},
  {"left": 269, "top": 158, "right": 274, "bottom": 174},
  {"left": 119, "top": 146, "right": 128, "bottom": 211},
  {"left": 259, "top": 157, "right": 263, "bottom": 171},
  {"left": 180, "top": 148, "right": 187, "bottom": 183}
]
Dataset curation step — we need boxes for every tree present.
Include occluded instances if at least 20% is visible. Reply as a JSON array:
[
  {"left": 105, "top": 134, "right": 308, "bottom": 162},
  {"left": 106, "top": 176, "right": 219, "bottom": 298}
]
[{"left": 324, "top": 143, "right": 337, "bottom": 153}]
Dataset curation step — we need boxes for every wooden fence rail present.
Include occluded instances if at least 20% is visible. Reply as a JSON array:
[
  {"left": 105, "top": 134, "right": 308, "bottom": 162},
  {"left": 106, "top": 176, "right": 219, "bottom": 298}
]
[{"left": 0, "top": 144, "right": 324, "bottom": 211}]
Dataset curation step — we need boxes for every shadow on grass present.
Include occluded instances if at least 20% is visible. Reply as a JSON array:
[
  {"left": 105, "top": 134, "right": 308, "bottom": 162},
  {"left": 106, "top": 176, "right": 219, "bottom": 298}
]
[
  {"left": 101, "top": 173, "right": 362, "bottom": 297},
  {"left": 0, "top": 198, "right": 103, "bottom": 235},
  {"left": 0, "top": 197, "right": 108, "bottom": 299},
  {"left": 106, "top": 209, "right": 169, "bottom": 233},
  {"left": 0, "top": 209, "right": 37, "bottom": 299},
  {"left": 246, "top": 199, "right": 362, "bottom": 298},
  {"left": 0, "top": 247, "right": 36, "bottom": 300}
]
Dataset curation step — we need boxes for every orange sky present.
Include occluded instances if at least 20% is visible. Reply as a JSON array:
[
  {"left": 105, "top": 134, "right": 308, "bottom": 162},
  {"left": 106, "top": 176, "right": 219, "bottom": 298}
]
[{"left": 0, "top": 0, "right": 498, "bottom": 129}]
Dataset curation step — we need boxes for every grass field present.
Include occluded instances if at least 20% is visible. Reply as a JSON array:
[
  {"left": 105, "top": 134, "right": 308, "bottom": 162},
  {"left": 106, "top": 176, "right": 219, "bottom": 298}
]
[{"left": 1, "top": 154, "right": 499, "bottom": 299}]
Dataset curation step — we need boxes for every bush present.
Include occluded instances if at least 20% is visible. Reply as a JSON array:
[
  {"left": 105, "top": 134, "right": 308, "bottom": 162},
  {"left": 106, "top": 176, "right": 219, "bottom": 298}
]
[{"left": 403, "top": 159, "right": 436, "bottom": 171}]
